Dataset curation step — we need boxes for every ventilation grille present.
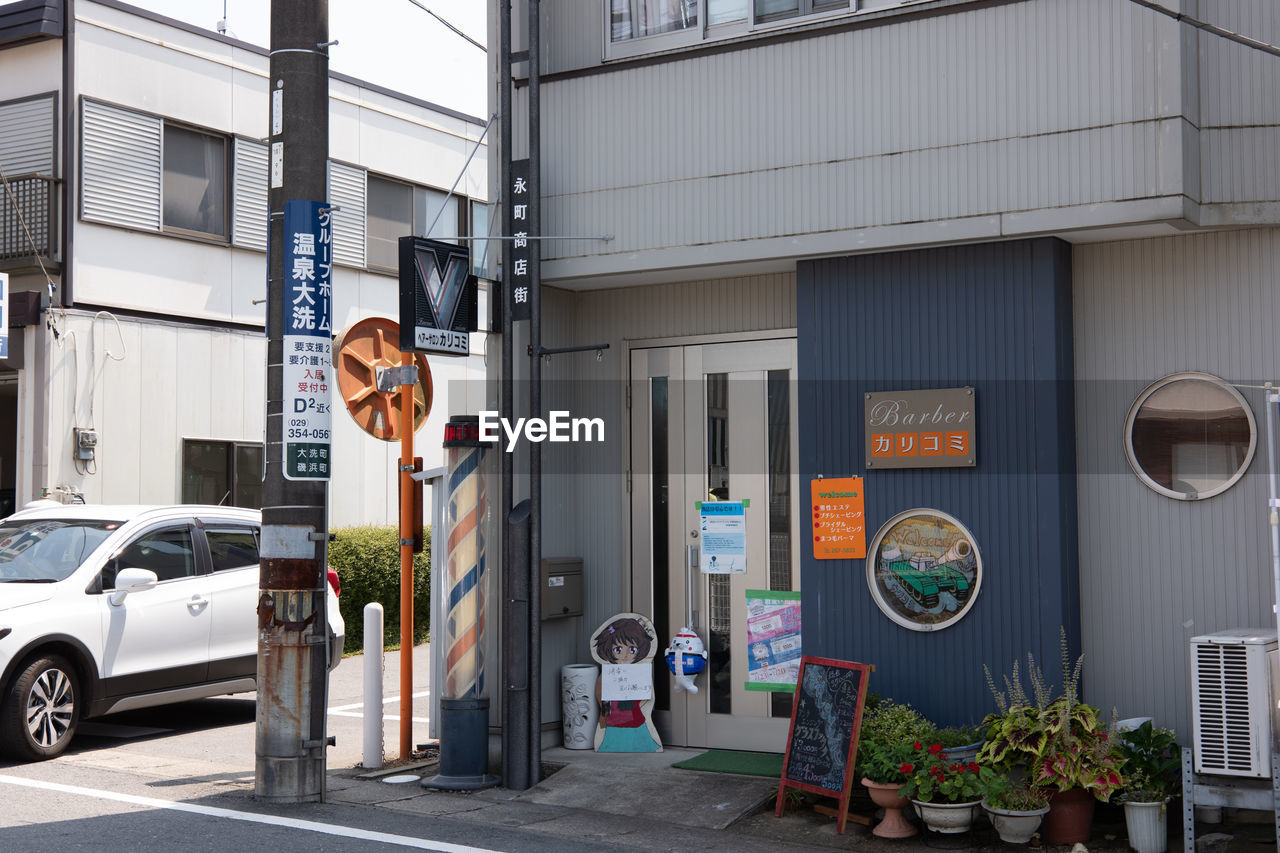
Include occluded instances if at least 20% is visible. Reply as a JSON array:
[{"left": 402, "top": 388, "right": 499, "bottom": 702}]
[{"left": 1193, "top": 643, "right": 1258, "bottom": 774}]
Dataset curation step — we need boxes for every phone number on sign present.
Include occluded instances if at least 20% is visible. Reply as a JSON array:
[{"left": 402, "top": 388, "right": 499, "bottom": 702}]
[{"left": 287, "top": 428, "right": 330, "bottom": 440}]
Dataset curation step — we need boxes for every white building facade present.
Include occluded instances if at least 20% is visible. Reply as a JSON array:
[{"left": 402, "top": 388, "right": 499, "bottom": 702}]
[{"left": 0, "top": 0, "right": 490, "bottom": 525}]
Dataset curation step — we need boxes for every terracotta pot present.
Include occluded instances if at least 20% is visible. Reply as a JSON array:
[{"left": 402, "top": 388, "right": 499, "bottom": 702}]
[
  {"left": 912, "top": 799, "right": 982, "bottom": 834},
  {"left": 1042, "top": 787, "right": 1096, "bottom": 845},
  {"left": 862, "top": 778, "right": 918, "bottom": 838}
]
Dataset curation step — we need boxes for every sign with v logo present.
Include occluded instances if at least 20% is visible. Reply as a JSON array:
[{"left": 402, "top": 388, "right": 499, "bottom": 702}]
[{"left": 398, "top": 236, "right": 478, "bottom": 356}]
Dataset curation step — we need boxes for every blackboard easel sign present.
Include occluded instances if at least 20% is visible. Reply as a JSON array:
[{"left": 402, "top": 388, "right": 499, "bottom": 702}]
[{"left": 775, "top": 656, "right": 873, "bottom": 834}]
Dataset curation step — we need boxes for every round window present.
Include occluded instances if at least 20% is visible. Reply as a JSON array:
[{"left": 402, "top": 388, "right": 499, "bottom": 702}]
[
  {"left": 865, "top": 509, "right": 981, "bottom": 632},
  {"left": 1124, "top": 372, "right": 1256, "bottom": 501}
]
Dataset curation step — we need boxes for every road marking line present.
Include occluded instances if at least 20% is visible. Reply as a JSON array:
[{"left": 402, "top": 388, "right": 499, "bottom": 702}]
[
  {"left": 329, "top": 710, "right": 431, "bottom": 724},
  {"left": 329, "top": 691, "right": 431, "bottom": 713},
  {"left": 0, "top": 774, "right": 502, "bottom": 853}
]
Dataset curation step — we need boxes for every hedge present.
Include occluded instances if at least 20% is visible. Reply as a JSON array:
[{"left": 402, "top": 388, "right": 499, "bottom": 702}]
[{"left": 328, "top": 525, "right": 430, "bottom": 656}]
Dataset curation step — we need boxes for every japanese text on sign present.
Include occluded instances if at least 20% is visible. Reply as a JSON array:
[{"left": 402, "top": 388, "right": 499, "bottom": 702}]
[
  {"left": 865, "top": 387, "right": 975, "bottom": 469},
  {"left": 282, "top": 200, "right": 333, "bottom": 481},
  {"left": 745, "top": 589, "right": 802, "bottom": 691},
  {"left": 700, "top": 501, "right": 746, "bottom": 574},
  {"left": 508, "top": 159, "right": 531, "bottom": 321},
  {"left": 811, "top": 477, "right": 866, "bottom": 559}
]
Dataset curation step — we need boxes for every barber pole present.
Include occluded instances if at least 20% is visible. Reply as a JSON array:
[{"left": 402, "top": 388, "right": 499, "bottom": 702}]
[{"left": 444, "top": 441, "right": 485, "bottom": 698}]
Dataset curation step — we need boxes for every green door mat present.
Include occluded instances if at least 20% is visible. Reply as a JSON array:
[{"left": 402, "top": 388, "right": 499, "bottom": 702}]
[{"left": 671, "top": 749, "right": 785, "bottom": 778}]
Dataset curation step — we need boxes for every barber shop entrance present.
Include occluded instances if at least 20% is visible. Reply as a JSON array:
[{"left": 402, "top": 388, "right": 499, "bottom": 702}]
[{"left": 629, "top": 337, "right": 799, "bottom": 751}]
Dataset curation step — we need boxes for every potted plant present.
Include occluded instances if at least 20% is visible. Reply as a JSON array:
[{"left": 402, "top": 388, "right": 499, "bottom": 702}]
[
  {"left": 899, "top": 741, "right": 995, "bottom": 834},
  {"left": 982, "top": 774, "right": 1051, "bottom": 844},
  {"left": 932, "top": 723, "right": 986, "bottom": 764},
  {"left": 859, "top": 739, "right": 919, "bottom": 838},
  {"left": 978, "top": 630, "right": 1125, "bottom": 845},
  {"left": 1116, "top": 721, "right": 1180, "bottom": 853}
]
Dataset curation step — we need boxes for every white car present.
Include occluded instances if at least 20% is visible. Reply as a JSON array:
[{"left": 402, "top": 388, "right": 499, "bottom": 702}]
[{"left": 0, "top": 504, "right": 344, "bottom": 761}]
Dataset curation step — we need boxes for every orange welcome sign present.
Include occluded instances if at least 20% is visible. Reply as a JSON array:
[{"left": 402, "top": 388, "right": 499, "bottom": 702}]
[{"left": 811, "top": 477, "right": 867, "bottom": 560}]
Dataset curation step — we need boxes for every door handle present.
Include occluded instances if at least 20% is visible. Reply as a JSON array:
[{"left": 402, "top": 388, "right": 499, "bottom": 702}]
[{"left": 188, "top": 596, "right": 209, "bottom": 609}]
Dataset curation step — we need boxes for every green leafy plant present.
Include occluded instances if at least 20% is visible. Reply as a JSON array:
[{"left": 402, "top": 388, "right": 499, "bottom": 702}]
[
  {"left": 983, "top": 774, "right": 1051, "bottom": 811},
  {"left": 329, "top": 525, "right": 431, "bottom": 655},
  {"left": 898, "top": 742, "right": 995, "bottom": 803},
  {"left": 932, "top": 724, "right": 985, "bottom": 749},
  {"left": 856, "top": 699, "right": 935, "bottom": 769},
  {"left": 1116, "top": 722, "right": 1179, "bottom": 803},
  {"left": 861, "top": 739, "right": 920, "bottom": 785},
  {"left": 977, "top": 629, "right": 1124, "bottom": 802}
]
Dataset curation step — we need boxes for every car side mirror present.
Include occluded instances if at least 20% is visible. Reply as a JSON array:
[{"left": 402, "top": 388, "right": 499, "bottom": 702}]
[{"left": 109, "top": 568, "right": 158, "bottom": 606}]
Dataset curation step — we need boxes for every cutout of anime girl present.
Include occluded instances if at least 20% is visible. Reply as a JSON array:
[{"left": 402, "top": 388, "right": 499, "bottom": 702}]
[{"left": 589, "top": 613, "right": 663, "bottom": 753}]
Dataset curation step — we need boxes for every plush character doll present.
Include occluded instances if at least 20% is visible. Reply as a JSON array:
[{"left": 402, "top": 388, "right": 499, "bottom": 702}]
[{"left": 664, "top": 627, "right": 708, "bottom": 694}]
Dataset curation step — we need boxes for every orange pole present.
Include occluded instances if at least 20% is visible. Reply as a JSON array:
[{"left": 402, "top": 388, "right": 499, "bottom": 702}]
[{"left": 399, "top": 350, "right": 414, "bottom": 760}]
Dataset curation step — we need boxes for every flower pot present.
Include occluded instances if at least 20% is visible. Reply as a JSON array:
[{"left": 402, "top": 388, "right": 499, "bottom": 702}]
[
  {"left": 1042, "top": 787, "right": 1096, "bottom": 845},
  {"left": 862, "top": 778, "right": 918, "bottom": 838},
  {"left": 984, "top": 800, "right": 1050, "bottom": 844},
  {"left": 1123, "top": 799, "right": 1169, "bottom": 853},
  {"left": 912, "top": 799, "right": 981, "bottom": 834},
  {"left": 945, "top": 740, "right": 985, "bottom": 764}
]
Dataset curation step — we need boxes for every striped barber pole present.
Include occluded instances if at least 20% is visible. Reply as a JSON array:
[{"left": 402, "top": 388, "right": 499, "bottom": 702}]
[{"left": 443, "top": 444, "right": 486, "bottom": 699}]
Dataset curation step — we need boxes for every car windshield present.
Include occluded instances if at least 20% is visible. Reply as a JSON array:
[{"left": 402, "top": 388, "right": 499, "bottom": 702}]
[{"left": 0, "top": 519, "right": 118, "bottom": 582}]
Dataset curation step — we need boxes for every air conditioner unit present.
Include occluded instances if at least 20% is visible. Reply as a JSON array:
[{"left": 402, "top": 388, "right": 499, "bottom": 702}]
[{"left": 1190, "top": 629, "right": 1280, "bottom": 778}]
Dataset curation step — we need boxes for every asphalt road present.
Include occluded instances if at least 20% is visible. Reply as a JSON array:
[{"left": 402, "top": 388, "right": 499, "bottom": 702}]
[{"left": 0, "top": 645, "right": 573, "bottom": 853}]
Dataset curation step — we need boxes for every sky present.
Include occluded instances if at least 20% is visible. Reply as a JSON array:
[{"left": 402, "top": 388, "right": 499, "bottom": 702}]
[{"left": 127, "top": 0, "right": 488, "bottom": 118}]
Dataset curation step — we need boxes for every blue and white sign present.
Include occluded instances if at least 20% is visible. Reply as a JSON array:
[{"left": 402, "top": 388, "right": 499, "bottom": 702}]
[
  {"left": 282, "top": 200, "right": 333, "bottom": 481},
  {"left": 700, "top": 501, "right": 746, "bottom": 574},
  {"left": 0, "top": 272, "right": 8, "bottom": 359}
]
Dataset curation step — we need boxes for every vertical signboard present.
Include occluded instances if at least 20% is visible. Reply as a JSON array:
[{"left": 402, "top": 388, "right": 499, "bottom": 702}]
[
  {"left": 811, "top": 477, "right": 866, "bottom": 559},
  {"left": 745, "top": 589, "right": 802, "bottom": 691},
  {"left": 282, "top": 200, "right": 333, "bottom": 481},
  {"left": 0, "top": 272, "right": 7, "bottom": 360},
  {"left": 507, "top": 159, "right": 531, "bottom": 321}
]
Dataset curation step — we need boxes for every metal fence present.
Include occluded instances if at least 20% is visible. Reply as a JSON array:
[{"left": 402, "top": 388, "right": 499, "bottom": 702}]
[{"left": 0, "top": 173, "right": 58, "bottom": 263}]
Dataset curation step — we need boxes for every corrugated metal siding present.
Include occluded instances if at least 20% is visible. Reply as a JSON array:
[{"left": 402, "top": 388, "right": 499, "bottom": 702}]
[
  {"left": 81, "top": 100, "right": 161, "bottom": 231},
  {"left": 327, "top": 160, "right": 366, "bottom": 267},
  {"left": 538, "top": 0, "right": 1175, "bottom": 269},
  {"left": 0, "top": 95, "right": 55, "bottom": 175},
  {"left": 232, "top": 138, "right": 268, "bottom": 250},
  {"left": 542, "top": 0, "right": 603, "bottom": 75},
  {"left": 797, "top": 238, "right": 1077, "bottom": 727},
  {"left": 1073, "top": 228, "right": 1280, "bottom": 741}
]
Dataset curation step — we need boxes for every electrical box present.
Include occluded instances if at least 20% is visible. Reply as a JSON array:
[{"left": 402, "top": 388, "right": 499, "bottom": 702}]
[
  {"left": 73, "top": 428, "right": 98, "bottom": 461},
  {"left": 541, "top": 557, "right": 583, "bottom": 620},
  {"left": 1190, "top": 629, "right": 1280, "bottom": 778}
]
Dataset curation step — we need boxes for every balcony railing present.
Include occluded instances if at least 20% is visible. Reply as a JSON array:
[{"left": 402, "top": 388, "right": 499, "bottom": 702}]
[{"left": 0, "top": 173, "right": 59, "bottom": 268}]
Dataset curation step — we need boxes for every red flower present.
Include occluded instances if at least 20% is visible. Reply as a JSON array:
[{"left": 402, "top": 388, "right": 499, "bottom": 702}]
[
  {"left": 929, "top": 743, "right": 942, "bottom": 755},
  {"left": 968, "top": 762, "right": 980, "bottom": 773},
  {"left": 913, "top": 741, "right": 922, "bottom": 750},
  {"left": 950, "top": 763, "right": 959, "bottom": 772},
  {"left": 899, "top": 763, "right": 914, "bottom": 774}
]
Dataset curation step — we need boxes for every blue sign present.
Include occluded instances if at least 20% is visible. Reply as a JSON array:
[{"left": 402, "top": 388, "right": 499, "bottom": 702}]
[{"left": 282, "top": 200, "right": 333, "bottom": 481}]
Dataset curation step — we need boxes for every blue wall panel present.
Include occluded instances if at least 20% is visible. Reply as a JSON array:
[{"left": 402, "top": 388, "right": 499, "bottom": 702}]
[{"left": 798, "top": 238, "right": 1077, "bottom": 727}]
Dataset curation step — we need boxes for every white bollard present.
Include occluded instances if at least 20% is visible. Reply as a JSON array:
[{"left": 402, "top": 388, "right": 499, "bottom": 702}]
[{"left": 363, "top": 602, "right": 384, "bottom": 769}]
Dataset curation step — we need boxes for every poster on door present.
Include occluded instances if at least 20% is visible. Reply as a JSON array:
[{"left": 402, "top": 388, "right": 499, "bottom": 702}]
[
  {"left": 700, "top": 501, "right": 746, "bottom": 574},
  {"left": 745, "top": 589, "right": 801, "bottom": 691}
]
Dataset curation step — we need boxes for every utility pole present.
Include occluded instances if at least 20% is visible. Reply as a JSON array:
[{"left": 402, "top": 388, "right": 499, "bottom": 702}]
[{"left": 257, "top": 0, "right": 331, "bottom": 803}]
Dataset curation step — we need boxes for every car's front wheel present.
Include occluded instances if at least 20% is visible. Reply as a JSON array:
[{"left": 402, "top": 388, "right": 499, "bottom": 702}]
[{"left": 0, "top": 654, "right": 80, "bottom": 761}]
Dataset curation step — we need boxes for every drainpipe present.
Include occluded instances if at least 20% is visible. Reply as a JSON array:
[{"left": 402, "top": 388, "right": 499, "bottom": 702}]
[{"left": 61, "top": 0, "right": 73, "bottom": 308}]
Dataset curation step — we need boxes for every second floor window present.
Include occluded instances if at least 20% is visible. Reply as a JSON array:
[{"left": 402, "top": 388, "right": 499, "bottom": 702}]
[
  {"left": 366, "top": 174, "right": 458, "bottom": 270},
  {"left": 163, "top": 125, "right": 227, "bottom": 238}
]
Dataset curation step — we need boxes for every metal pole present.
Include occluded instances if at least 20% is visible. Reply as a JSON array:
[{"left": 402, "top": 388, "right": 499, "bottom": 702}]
[
  {"left": 399, "top": 350, "right": 415, "bottom": 759},
  {"left": 526, "top": 0, "right": 543, "bottom": 788},
  {"left": 498, "top": 0, "right": 525, "bottom": 789},
  {"left": 1265, "top": 385, "right": 1280, "bottom": 651},
  {"left": 258, "top": 0, "right": 330, "bottom": 803},
  {"left": 363, "top": 603, "right": 384, "bottom": 769}
]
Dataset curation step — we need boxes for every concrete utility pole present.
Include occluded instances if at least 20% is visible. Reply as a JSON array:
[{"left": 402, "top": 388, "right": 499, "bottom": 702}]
[{"left": 257, "top": 0, "right": 331, "bottom": 803}]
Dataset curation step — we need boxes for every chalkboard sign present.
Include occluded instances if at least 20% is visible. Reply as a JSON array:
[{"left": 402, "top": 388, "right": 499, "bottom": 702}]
[{"left": 775, "top": 656, "right": 872, "bottom": 834}]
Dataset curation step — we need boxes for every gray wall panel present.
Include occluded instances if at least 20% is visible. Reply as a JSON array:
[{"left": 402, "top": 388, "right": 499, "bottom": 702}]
[
  {"left": 537, "top": 0, "right": 1185, "bottom": 276},
  {"left": 1073, "top": 228, "right": 1280, "bottom": 741}
]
